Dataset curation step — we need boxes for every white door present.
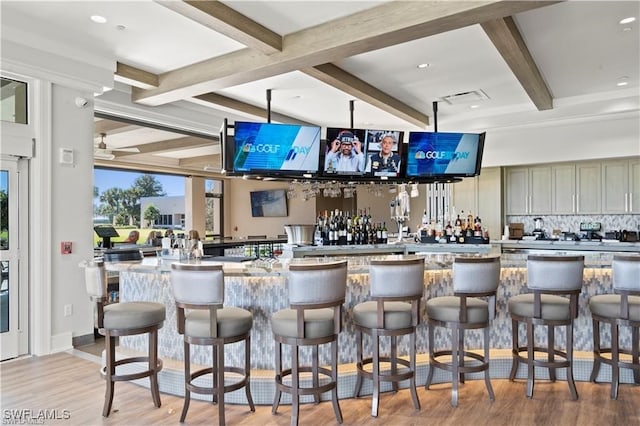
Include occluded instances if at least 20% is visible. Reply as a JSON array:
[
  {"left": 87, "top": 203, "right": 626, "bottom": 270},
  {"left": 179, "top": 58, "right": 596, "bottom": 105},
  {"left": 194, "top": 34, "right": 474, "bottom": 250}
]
[{"left": 0, "top": 157, "right": 28, "bottom": 360}]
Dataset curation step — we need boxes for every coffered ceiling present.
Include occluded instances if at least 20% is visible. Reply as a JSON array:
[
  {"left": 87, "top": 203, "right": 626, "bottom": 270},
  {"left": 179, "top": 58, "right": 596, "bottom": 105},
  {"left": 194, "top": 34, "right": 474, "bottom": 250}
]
[{"left": 2, "top": 1, "right": 638, "bottom": 175}]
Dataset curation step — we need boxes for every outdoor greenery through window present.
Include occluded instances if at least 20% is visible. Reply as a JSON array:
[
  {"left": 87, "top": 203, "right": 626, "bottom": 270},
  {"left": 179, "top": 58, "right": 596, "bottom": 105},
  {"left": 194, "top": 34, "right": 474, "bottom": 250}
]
[
  {"left": 0, "top": 77, "right": 28, "bottom": 124},
  {"left": 94, "top": 168, "right": 222, "bottom": 246}
]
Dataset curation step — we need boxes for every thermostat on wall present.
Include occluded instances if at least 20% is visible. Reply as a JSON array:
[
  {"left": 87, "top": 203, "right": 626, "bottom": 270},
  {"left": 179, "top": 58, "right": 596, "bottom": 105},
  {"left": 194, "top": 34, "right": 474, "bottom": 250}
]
[{"left": 59, "top": 148, "right": 74, "bottom": 165}]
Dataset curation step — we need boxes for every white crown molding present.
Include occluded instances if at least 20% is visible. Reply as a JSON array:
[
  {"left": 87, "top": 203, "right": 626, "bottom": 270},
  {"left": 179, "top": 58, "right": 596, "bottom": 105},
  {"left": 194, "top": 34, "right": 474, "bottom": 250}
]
[{"left": 1, "top": 39, "right": 113, "bottom": 93}]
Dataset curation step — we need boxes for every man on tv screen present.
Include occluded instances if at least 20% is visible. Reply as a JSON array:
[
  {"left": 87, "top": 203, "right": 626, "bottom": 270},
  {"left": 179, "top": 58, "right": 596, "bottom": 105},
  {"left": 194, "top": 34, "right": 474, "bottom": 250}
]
[
  {"left": 366, "top": 133, "right": 401, "bottom": 176},
  {"left": 324, "top": 130, "right": 365, "bottom": 173}
]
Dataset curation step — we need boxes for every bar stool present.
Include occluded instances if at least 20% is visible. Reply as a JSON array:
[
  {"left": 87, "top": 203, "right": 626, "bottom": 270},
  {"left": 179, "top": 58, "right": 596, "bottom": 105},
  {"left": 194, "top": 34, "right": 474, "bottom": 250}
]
[
  {"left": 508, "top": 255, "right": 584, "bottom": 399},
  {"left": 425, "top": 256, "right": 501, "bottom": 406},
  {"left": 170, "top": 263, "right": 255, "bottom": 424},
  {"left": 589, "top": 254, "right": 640, "bottom": 399},
  {"left": 83, "top": 260, "right": 165, "bottom": 417},
  {"left": 353, "top": 255, "right": 424, "bottom": 417},
  {"left": 271, "top": 260, "right": 347, "bottom": 426}
]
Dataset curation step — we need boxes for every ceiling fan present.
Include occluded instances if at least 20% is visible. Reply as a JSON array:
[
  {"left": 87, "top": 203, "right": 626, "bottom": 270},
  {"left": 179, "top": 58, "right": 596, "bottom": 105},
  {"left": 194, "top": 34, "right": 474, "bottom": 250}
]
[{"left": 94, "top": 133, "right": 140, "bottom": 160}]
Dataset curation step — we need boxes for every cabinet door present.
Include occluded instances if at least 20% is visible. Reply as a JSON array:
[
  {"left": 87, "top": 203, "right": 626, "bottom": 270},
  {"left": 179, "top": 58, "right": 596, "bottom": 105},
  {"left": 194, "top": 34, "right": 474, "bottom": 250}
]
[
  {"left": 453, "top": 176, "right": 477, "bottom": 214},
  {"left": 529, "top": 166, "right": 552, "bottom": 214},
  {"left": 602, "top": 160, "right": 628, "bottom": 213},
  {"left": 552, "top": 164, "right": 575, "bottom": 213},
  {"left": 629, "top": 159, "right": 640, "bottom": 214},
  {"left": 576, "top": 162, "right": 601, "bottom": 214},
  {"left": 477, "top": 167, "right": 502, "bottom": 240},
  {"left": 506, "top": 168, "right": 529, "bottom": 214}
]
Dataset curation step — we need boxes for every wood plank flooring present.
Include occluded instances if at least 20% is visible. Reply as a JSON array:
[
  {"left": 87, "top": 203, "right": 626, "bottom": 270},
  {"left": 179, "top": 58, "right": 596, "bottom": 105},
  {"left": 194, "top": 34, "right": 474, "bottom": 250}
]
[{"left": 1, "top": 351, "right": 638, "bottom": 425}]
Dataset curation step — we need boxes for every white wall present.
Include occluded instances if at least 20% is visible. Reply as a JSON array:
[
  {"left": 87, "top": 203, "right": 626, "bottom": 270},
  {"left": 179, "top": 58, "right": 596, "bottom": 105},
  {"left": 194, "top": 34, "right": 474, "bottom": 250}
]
[
  {"left": 483, "top": 112, "right": 640, "bottom": 167},
  {"left": 49, "top": 84, "right": 96, "bottom": 349},
  {"left": 224, "top": 179, "right": 316, "bottom": 237}
]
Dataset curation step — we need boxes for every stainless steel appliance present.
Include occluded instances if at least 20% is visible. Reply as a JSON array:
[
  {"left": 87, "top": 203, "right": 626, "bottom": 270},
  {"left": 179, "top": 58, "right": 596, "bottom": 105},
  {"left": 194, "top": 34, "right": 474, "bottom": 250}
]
[
  {"left": 580, "top": 222, "right": 602, "bottom": 241},
  {"left": 284, "top": 224, "right": 316, "bottom": 245},
  {"left": 532, "top": 217, "right": 546, "bottom": 239}
]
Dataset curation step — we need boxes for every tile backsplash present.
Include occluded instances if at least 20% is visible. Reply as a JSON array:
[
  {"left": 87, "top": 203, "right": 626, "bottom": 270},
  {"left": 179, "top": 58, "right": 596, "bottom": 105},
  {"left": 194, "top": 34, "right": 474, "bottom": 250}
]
[{"left": 506, "top": 214, "right": 639, "bottom": 237}]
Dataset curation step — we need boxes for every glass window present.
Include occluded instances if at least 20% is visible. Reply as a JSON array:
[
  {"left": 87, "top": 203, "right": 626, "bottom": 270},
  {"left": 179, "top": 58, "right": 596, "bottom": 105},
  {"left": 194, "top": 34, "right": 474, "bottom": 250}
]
[
  {"left": 205, "top": 179, "right": 223, "bottom": 238},
  {"left": 0, "top": 78, "right": 28, "bottom": 124}
]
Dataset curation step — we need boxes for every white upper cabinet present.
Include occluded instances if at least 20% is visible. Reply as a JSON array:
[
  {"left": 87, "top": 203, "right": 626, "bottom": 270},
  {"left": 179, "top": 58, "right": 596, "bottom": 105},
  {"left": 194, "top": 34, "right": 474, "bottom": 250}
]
[
  {"left": 508, "top": 157, "right": 640, "bottom": 215},
  {"left": 602, "top": 158, "right": 640, "bottom": 214},
  {"left": 506, "top": 166, "right": 551, "bottom": 215},
  {"left": 551, "top": 164, "right": 576, "bottom": 214},
  {"left": 575, "top": 162, "right": 601, "bottom": 214}
]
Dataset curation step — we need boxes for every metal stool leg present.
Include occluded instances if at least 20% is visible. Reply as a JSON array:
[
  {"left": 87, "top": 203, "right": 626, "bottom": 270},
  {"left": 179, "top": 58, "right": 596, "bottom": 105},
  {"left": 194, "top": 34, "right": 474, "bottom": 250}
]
[
  {"left": 103, "top": 334, "right": 116, "bottom": 417},
  {"left": 589, "top": 318, "right": 602, "bottom": 382},
  {"left": 509, "top": 318, "right": 519, "bottom": 381},
  {"left": 149, "top": 330, "right": 161, "bottom": 408}
]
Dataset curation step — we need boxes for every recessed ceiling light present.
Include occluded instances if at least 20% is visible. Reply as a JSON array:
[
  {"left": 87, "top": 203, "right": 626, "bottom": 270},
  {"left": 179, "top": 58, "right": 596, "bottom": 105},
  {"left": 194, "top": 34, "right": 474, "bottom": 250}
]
[
  {"left": 469, "top": 105, "right": 480, "bottom": 109},
  {"left": 90, "top": 15, "right": 107, "bottom": 24},
  {"left": 417, "top": 63, "right": 430, "bottom": 69},
  {"left": 619, "top": 17, "right": 636, "bottom": 25}
]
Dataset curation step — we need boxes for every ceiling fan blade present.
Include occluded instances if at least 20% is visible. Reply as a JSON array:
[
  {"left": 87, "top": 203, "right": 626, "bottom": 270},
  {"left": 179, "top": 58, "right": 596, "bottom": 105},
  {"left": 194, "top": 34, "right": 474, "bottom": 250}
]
[
  {"left": 111, "top": 147, "right": 140, "bottom": 153},
  {"left": 94, "top": 150, "right": 115, "bottom": 160}
]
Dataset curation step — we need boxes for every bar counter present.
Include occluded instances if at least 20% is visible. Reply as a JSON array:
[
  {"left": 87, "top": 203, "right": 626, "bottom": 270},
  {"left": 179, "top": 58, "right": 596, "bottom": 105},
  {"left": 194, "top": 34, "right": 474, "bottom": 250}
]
[{"left": 105, "top": 244, "right": 638, "bottom": 404}]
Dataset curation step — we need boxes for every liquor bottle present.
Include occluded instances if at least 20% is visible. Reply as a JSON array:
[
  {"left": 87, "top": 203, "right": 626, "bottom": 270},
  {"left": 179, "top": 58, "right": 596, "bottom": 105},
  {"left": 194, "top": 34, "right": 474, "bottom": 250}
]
[
  {"left": 474, "top": 215, "right": 482, "bottom": 237},
  {"left": 338, "top": 214, "right": 347, "bottom": 245},
  {"left": 381, "top": 222, "right": 388, "bottom": 244},
  {"left": 435, "top": 220, "right": 443, "bottom": 241},
  {"left": 446, "top": 220, "right": 455, "bottom": 243},
  {"left": 376, "top": 223, "right": 383, "bottom": 243},
  {"left": 346, "top": 225, "right": 353, "bottom": 245}
]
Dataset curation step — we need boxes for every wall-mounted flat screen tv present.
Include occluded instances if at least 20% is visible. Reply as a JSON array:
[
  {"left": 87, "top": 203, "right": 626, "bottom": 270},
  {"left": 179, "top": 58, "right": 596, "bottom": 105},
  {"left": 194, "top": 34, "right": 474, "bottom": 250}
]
[
  {"left": 250, "top": 189, "right": 288, "bottom": 217},
  {"left": 323, "top": 128, "right": 404, "bottom": 177},
  {"left": 323, "top": 128, "right": 367, "bottom": 175},
  {"left": 233, "top": 122, "right": 321, "bottom": 175},
  {"left": 363, "top": 130, "right": 404, "bottom": 178},
  {"left": 405, "top": 132, "right": 485, "bottom": 178}
]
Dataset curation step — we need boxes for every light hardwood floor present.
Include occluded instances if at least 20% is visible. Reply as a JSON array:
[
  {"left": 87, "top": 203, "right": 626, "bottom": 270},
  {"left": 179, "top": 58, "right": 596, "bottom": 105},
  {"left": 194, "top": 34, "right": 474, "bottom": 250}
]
[{"left": 1, "top": 350, "right": 638, "bottom": 426}]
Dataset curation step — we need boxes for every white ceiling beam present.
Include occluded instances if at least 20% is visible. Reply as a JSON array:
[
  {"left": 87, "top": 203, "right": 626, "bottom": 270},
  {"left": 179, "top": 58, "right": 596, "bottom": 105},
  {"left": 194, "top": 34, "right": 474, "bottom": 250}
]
[
  {"left": 114, "top": 62, "right": 159, "bottom": 89},
  {"left": 302, "top": 64, "right": 430, "bottom": 128},
  {"left": 114, "top": 63, "right": 313, "bottom": 124},
  {"left": 94, "top": 118, "right": 140, "bottom": 137},
  {"left": 178, "top": 153, "right": 221, "bottom": 167},
  {"left": 161, "top": 1, "right": 428, "bottom": 126},
  {"left": 194, "top": 92, "right": 316, "bottom": 126},
  {"left": 481, "top": 16, "right": 553, "bottom": 110},
  {"left": 114, "top": 135, "right": 215, "bottom": 157},
  {"left": 133, "top": 1, "right": 556, "bottom": 107},
  {"left": 156, "top": 0, "right": 282, "bottom": 54},
  {"left": 132, "top": 0, "right": 551, "bottom": 105}
]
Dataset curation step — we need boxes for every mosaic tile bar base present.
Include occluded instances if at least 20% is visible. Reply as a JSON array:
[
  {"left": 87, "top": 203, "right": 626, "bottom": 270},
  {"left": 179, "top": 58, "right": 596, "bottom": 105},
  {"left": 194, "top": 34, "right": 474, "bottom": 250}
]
[{"left": 114, "top": 257, "right": 637, "bottom": 404}]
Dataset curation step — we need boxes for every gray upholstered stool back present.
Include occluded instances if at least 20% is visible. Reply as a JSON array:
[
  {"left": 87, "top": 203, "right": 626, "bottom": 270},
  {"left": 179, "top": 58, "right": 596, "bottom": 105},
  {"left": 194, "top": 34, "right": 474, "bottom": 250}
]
[
  {"left": 612, "top": 254, "right": 640, "bottom": 292},
  {"left": 527, "top": 255, "right": 584, "bottom": 291},
  {"left": 369, "top": 256, "right": 425, "bottom": 299},
  {"left": 453, "top": 256, "right": 501, "bottom": 294},
  {"left": 171, "top": 263, "right": 224, "bottom": 306},
  {"left": 288, "top": 260, "right": 348, "bottom": 306}
]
